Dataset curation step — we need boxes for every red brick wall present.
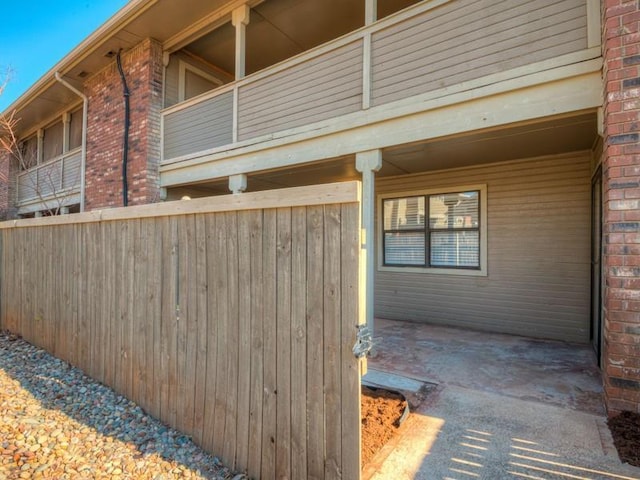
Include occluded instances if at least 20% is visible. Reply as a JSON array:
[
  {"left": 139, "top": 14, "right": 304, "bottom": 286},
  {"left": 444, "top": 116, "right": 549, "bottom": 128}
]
[
  {"left": 602, "top": 0, "right": 640, "bottom": 414},
  {"left": 84, "top": 38, "right": 163, "bottom": 210}
]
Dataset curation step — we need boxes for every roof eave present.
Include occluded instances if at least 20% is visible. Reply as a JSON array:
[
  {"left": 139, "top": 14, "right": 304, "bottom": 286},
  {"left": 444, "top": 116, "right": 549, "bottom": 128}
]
[{"left": 2, "top": 0, "right": 158, "bottom": 117}]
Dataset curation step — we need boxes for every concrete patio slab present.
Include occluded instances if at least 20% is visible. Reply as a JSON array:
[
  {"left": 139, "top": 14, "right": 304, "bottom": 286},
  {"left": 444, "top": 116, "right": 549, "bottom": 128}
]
[
  {"left": 371, "top": 318, "right": 604, "bottom": 415},
  {"left": 365, "top": 320, "right": 640, "bottom": 479}
]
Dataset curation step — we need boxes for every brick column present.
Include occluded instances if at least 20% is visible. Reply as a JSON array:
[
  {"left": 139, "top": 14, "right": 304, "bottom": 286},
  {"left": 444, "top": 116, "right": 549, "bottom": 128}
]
[
  {"left": 602, "top": 0, "right": 640, "bottom": 414},
  {"left": 84, "top": 38, "right": 163, "bottom": 210}
]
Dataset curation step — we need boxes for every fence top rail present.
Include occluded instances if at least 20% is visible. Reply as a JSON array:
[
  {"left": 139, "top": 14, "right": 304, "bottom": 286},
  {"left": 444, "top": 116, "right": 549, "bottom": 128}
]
[{"left": 0, "top": 181, "right": 361, "bottom": 229}]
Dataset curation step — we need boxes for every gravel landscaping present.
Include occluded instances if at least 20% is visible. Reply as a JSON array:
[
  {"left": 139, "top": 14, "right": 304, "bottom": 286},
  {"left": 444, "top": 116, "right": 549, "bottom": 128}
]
[{"left": 0, "top": 331, "right": 246, "bottom": 480}]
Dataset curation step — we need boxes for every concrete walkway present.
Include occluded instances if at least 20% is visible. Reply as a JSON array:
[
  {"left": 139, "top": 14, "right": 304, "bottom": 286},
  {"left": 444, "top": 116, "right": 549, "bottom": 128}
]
[{"left": 365, "top": 320, "right": 640, "bottom": 480}]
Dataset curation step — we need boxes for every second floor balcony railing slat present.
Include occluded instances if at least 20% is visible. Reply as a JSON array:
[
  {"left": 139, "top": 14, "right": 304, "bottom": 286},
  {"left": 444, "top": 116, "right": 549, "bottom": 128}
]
[
  {"left": 17, "top": 148, "right": 82, "bottom": 205},
  {"left": 163, "top": 90, "right": 234, "bottom": 160}
]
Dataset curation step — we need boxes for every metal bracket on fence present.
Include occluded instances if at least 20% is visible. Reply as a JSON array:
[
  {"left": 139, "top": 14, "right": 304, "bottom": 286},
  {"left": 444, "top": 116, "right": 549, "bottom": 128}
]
[{"left": 353, "top": 324, "right": 373, "bottom": 359}]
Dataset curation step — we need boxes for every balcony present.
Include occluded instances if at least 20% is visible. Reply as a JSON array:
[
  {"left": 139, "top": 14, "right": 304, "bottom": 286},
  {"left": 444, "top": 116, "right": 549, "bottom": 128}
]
[
  {"left": 17, "top": 148, "right": 82, "bottom": 208},
  {"left": 161, "top": 0, "right": 599, "bottom": 176}
]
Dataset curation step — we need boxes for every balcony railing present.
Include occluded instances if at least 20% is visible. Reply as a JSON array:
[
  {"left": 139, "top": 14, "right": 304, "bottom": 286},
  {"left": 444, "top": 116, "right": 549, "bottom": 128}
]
[
  {"left": 17, "top": 148, "right": 82, "bottom": 205},
  {"left": 161, "top": 0, "right": 592, "bottom": 164}
]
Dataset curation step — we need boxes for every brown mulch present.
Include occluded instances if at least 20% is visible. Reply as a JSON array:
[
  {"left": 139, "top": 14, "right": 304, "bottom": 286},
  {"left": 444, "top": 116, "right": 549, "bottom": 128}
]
[
  {"left": 361, "top": 386, "right": 408, "bottom": 466},
  {"left": 608, "top": 410, "right": 640, "bottom": 467}
]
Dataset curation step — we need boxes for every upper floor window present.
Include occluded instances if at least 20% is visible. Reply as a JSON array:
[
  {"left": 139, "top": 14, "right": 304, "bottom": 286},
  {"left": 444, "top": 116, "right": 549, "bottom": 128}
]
[{"left": 380, "top": 185, "right": 486, "bottom": 274}]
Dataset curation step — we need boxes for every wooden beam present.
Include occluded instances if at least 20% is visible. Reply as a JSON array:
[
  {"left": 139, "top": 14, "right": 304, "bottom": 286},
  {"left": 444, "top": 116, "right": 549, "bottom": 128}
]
[
  {"left": 0, "top": 181, "right": 361, "bottom": 228},
  {"left": 161, "top": 69, "right": 602, "bottom": 186}
]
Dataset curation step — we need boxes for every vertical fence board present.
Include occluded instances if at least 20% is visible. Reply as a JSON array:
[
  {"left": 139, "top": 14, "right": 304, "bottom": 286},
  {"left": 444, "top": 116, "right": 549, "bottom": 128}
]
[
  {"left": 324, "top": 204, "right": 343, "bottom": 479},
  {"left": 0, "top": 184, "right": 362, "bottom": 480},
  {"left": 290, "top": 206, "right": 308, "bottom": 480},
  {"left": 223, "top": 211, "right": 240, "bottom": 467},
  {"left": 131, "top": 219, "right": 145, "bottom": 407},
  {"left": 247, "top": 209, "right": 264, "bottom": 478},
  {"left": 177, "top": 215, "right": 195, "bottom": 436},
  {"left": 235, "top": 211, "right": 253, "bottom": 472},
  {"left": 202, "top": 213, "right": 219, "bottom": 453},
  {"left": 275, "top": 208, "right": 292, "bottom": 480},
  {"left": 306, "top": 205, "right": 325, "bottom": 479},
  {"left": 146, "top": 218, "right": 162, "bottom": 419},
  {"left": 261, "top": 209, "right": 277, "bottom": 480},
  {"left": 212, "top": 213, "right": 230, "bottom": 458},
  {"left": 193, "top": 214, "right": 209, "bottom": 446}
]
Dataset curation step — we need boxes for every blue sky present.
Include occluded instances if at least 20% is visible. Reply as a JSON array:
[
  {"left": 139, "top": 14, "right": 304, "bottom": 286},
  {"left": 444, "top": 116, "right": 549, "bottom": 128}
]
[{"left": 0, "top": 1, "right": 130, "bottom": 112}]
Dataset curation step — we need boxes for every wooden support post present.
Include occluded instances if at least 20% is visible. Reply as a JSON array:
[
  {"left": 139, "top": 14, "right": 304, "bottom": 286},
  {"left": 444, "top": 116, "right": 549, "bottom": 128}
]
[
  {"left": 37, "top": 129, "right": 44, "bottom": 165},
  {"left": 62, "top": 112, "right": 71, "bottom": 153},
  {"left": 355, "top": 149, "right": 382, "bottom": 339},
  {"left": 232, "top": 5, "right": 251, "bottom": 80},
  {"left": 365, "top": 0, "right": 377, "bottom": 25},
  {"left": 229, "top": 173, "right": 248, "bottom": 194}
]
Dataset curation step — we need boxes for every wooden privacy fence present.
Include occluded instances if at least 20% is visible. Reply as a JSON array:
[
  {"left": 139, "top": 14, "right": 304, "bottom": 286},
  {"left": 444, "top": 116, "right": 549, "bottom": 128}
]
[{"left": 0, "top": 181, "right": 363, "bottom": 480}]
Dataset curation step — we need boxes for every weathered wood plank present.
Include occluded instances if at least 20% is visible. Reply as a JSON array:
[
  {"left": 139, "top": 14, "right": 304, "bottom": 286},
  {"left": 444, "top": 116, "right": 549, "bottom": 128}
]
[
  {"left": 131, "top": 218, "right": 145, "bottom": 407},
  {"left": 201, "top": 213, "right": 219, "bottom": 453},
  {"left": 176, "top": 214, "right": 196, "bottom": 436},
  {"left": 324, "top": 204, "right": 342, "bottom": 479},
  {"left": 212, "top": 212, "right": 230, "bottom": 457},
  {"left": 275, "top": 208, "right": 292, "bottom": 480},
  {"left": 158, "top": 217, "right": 173, "bottom": 423},
  {"left": 193, "top": 213, "right": 209, "bottom": 446},
  {"left": 146, "top": 217, "right": 163, "bottom": 419},
  {"left": 261, "top": 209, "right": 277, "bottom": 480},
  {"left": 0, "top": 182, "right": 360, "bottom": 227},
  {"left": 341, "top": 203, "right": 362, "bottom": 480},
  {"left": 223, "top": 211, "right": 240, "bottom": 468},
  {"left": 235, "top": 210, "right": 253, "bottom": 472},
  {"left": 247, "top": 209, "right": 264, "bottom": 478},
  {"left": 290, "top": 206, "right": 308, "bottom": 480},
  {"left": 306, "top": 205, "right": 325, "bottom": 479}
]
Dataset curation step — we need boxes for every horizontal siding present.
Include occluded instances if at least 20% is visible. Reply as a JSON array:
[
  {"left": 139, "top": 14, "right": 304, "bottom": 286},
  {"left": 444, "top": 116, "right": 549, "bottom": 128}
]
[
  {"left": 62, "top": 151, "right": 82, "bottom": 190},
  {"left": 371, "top": 0, "right": 588, "bottom": 106},
  {"left": 375, "top": 153, "right": 592, "bottom": 343},
  {"left": 237, "top": 41, "right": 363, "bottom": 141},
  {"left": 163, "top": 91, "right": 233, "bottom": 159}
]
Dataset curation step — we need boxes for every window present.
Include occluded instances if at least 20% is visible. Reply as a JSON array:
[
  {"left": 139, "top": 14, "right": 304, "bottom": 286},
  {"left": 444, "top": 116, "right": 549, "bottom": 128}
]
[{"left": 381, "top": 187, "right": 486, "bottom": 273}]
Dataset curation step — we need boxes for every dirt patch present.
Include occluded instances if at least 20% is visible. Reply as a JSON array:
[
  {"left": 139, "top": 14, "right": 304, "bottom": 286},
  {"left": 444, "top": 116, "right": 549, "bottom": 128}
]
[
  {"left": 361, "top": 386, "right": 408, "bottom": 466},
  {"left": 609, "top": 411, "right": 640, "bottom": 467}
]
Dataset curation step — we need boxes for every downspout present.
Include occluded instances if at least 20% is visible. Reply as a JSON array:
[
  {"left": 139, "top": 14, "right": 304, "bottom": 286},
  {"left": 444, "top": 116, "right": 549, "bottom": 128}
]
[
  {"left": 116, "top": 49, "right": 130, "bottom": 207},
  {"left": 54, "top": 72, "right": 87, "bottom": 212}
]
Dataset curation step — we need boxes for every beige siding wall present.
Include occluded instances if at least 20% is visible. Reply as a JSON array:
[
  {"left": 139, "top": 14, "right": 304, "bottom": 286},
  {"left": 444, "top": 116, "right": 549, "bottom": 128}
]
[
  {"left": 376, "top": 153, "right": 592, "bottom": 343},
  {"left": 371, "top": 0, "right": 588, "bottom": 106},
  {"left": 163, "top": 90, "right": 234, "bottom": 159},
  {"left": 237, "top": 41, "right": 363, "bottom": 141}
]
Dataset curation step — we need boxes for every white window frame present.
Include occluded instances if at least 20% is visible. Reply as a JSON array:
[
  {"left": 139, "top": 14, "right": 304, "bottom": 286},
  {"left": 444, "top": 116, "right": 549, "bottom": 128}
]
[
  {"left": 377, "top": 184, "right": 488, "bottom": 276},
  {"left": 177, "top": 60, "right": 224, "bottom": 103}
]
